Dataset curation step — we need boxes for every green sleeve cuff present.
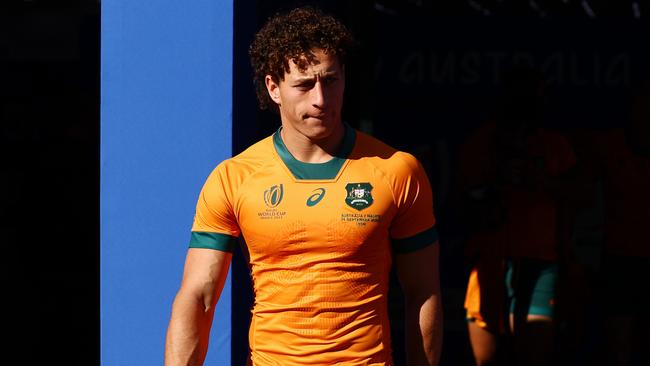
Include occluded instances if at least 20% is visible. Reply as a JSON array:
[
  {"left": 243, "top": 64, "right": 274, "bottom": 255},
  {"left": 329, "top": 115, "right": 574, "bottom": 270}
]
[
  {"left": 391, "top": 226, "right": 439, "bottom": 254},
  {"left": 189, "top": 232, "right": 237, "bottom": 253}
]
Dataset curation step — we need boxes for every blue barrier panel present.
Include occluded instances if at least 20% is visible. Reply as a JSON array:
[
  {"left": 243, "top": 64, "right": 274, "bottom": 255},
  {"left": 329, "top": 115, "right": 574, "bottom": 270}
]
[{"left": 101, "top": 1, "right": 233, "bottom": 364}]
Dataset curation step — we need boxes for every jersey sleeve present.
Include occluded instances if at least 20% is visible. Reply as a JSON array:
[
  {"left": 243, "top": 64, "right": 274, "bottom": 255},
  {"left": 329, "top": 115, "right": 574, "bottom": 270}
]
[
  {"left": 189, "top": 162, "right": 241, "bottom": 252},
  {"left": 389, "top": 152, "right": 439, "bottom": 254}
]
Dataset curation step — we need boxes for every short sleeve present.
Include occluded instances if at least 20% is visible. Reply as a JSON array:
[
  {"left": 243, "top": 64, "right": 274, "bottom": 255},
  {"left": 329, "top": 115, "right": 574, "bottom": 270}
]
[
  {"left": 389, "top": 152, "right": 439, "bottom": 254},
  {"left": 189, "top": 162, "right": 240, "bottom": 252}
]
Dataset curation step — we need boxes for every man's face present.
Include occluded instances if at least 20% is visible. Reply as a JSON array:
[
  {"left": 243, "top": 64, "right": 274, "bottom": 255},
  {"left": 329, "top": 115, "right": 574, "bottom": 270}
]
[{"left": 265, "top": 48, "right": 345, "bottom": 141}]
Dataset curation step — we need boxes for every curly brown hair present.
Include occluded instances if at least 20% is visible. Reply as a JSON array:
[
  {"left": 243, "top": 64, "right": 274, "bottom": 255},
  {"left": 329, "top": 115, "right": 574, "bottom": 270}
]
[{"left": 249, "top": 6, "right": 356, "bottom": 111}]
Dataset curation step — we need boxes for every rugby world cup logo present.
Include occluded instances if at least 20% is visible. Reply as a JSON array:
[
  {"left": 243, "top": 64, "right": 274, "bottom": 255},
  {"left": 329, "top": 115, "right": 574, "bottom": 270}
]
[
  {"left": 264, "top": 184, "right": 284, "bottom": 208},
  {"left": 345, "top": 183, "right": 373, "bottom": 210}
]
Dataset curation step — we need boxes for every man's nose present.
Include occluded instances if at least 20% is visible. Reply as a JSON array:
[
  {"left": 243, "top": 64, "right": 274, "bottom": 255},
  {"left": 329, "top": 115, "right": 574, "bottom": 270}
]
[{"left": 311, "top": 81, "right": 325, "bottom": 108}]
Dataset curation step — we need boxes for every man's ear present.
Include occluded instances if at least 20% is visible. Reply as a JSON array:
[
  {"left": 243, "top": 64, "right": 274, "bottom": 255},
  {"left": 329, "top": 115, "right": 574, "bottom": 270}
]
[{"left": 265, "top": 75, "right": 281, "bottom": 105}]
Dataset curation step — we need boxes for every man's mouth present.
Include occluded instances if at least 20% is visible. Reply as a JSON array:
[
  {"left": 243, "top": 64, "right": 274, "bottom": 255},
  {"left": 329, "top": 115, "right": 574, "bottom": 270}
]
[{"left": 305, "top": 113, "right": 326, "bottom": 119}]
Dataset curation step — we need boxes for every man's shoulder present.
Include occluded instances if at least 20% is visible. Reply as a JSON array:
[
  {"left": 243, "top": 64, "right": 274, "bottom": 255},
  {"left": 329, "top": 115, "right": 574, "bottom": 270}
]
[
  {"left": 209, "top": 135, "right": 276, "bottom": 183},
  {"left": 352, "top": 130, "right": 422, "bottom": 176},
  {"left": 353, "top": 130, "right": 397, "bottom": 158},
  {"left": 221, "top": 135, "right": 275, "bottom": 167}
]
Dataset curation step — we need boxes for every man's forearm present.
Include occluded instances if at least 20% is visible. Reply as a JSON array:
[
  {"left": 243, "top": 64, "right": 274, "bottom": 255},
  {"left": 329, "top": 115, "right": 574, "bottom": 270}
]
[
  {"left": 405, "top": 294, "right": 443, "bottom": 366},
  {"left": 165, "top": 293, "right": 215, "bottom": 366}
]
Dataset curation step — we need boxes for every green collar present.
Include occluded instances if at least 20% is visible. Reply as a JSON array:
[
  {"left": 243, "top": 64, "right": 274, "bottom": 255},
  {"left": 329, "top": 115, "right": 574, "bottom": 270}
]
[{"left": 273, "top": 124, "right": 356, "bottom": 180}]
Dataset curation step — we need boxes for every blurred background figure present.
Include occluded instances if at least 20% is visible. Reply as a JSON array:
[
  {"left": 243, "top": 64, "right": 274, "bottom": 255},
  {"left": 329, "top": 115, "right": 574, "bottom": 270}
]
[
  {"left": 573, "top": 76, "right": 650, "bottom": 366},
  {"left": 456, "top": 65, "right": 579, "bottom": 366}
]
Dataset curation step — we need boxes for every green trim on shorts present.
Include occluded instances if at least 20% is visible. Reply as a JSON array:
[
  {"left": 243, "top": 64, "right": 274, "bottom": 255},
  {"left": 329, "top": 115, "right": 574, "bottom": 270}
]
[
  {"left": 528, "top": 305, "right": 555, "bottom": 317},
  {"left": 506, "top": 258, "right": 558, "bottom": 319},
  {"left": 189, "top": 232, "right": 237, "bottom": 252}
]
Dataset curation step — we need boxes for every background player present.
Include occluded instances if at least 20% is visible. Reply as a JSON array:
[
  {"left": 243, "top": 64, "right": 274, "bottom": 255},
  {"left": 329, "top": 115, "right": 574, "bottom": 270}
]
[
  {"left": 571, "top": 77, "right": 650, "bottom": 366},
  {"left": 457, "top": 65, "right": 578, "bottom": 366},
  {"left": 165, "top": 6, "right": 442, "bottom": 365}
]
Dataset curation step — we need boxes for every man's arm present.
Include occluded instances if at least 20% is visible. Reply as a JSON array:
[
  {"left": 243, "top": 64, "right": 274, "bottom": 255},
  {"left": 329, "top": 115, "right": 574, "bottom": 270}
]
[
  {"left": 395, "top": 242, "right": 443, "bottom": 366},
  {"left": 165, "top": 248, "right": 232, "bottom": 365}
]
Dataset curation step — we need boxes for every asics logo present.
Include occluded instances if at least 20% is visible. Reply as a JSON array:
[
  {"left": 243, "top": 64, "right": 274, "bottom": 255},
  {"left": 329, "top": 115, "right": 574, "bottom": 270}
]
[{"left": 306, "top": 188, "right": 326, "bottom": 207}]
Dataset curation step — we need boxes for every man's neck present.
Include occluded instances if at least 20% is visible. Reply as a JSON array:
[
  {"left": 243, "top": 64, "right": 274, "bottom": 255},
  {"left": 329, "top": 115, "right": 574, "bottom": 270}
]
[{"left": 279, "top": 123, "right": 345, "bottom": 163}]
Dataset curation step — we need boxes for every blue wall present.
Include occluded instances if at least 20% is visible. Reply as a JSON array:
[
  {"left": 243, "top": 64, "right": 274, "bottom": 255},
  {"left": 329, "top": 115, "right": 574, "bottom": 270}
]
[{"left": 101, "top": 1, "right": 233, "bottom": 364}]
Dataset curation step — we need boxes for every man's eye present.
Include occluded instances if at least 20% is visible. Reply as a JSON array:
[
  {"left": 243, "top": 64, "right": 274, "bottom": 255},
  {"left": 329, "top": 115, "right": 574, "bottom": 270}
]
[
  {"left": 322, "top": 77, "right": 337, "bottom": 85},
  {"left": 296, "top": 83, "right": 314, "bottom": 90}
]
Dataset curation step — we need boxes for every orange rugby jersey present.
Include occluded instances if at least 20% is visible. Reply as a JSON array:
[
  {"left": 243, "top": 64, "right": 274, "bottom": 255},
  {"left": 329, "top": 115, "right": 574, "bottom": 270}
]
[{"left": 189, "top": 125, "right": 437, "bottom": 366}]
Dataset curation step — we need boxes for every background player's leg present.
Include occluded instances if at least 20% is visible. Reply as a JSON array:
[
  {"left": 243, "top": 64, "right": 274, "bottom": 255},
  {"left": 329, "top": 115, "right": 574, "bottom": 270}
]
[
  {"left": 468, "top": 321, "right": 502, "bottom": 366},
  {"left": 516, "top": 315, "right": 554, "bottom": 366},
  {"left": 510, "top": 259, "right": 557, "bottom": 366}
]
